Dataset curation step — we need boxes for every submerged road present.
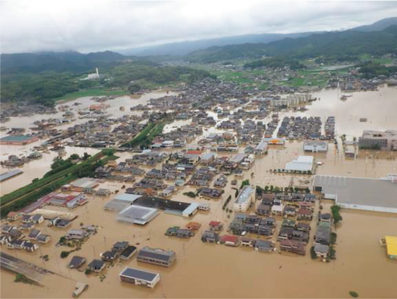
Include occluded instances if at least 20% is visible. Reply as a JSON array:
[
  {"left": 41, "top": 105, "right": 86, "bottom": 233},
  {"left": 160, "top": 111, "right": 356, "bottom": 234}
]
[{"left": 0, "top": 251, "right": 53, "bottom": 285}]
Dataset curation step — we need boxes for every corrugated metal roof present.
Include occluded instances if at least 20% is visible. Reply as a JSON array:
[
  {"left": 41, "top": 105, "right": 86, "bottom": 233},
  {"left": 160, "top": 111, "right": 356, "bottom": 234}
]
[
  {"left": 0, "top": 169, "right": 23, "bottom": 182},
  {"left": 314, "top": 175, "right": 397, "bottom": 211}
]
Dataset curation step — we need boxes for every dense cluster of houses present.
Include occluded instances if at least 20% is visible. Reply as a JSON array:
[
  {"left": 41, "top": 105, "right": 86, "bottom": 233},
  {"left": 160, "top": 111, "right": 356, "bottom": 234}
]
[
  {"left": 0, "top": 213, "right": 49, "bottom": 253},
  {"left": 313, "top": 212, "right": 334, "bottom": 259},
  {"left": 278, "top": 116, "right": 323, "bottom": 140},
  {"left": 1, "top": 151, "right": 43, "bottom": 167},
  {"left": 82, "top": 241, "right": 138, "bottom": 273}
]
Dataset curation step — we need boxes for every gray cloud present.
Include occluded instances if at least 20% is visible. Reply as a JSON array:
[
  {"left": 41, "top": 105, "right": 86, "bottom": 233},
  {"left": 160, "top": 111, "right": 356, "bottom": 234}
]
[{"left": 1, "top": 0, "right": 397, "bottom": 53}]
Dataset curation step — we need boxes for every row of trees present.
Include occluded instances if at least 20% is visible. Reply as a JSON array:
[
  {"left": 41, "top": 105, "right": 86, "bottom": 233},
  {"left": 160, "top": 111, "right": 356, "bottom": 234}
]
[
  {"left": 256, "top": 185, "right": 311, "bottom": 195},
  {"left": 271, "top": 169, "right": 313, "bottom": 175}
]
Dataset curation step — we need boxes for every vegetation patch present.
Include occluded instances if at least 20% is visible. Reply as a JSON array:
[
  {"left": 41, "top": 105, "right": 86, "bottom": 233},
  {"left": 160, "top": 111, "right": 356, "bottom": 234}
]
[
  {"left": 183, "top": 191, "right": 197, "bottom": 198},
  {"left": 240, "top": 179, "right": 250, "bottom": 189},
  {"left": 222, "top": 195, "right": 232, "bottom": 210},
  {"left": 331, "top": 205, "right": 343, "bottom": 225},
  {"left": 14, "top": 274, "right": 34, "bottom": 285},
  {"left": 1, "top": 151, "right": 117, "bottom": 217},
  {"left": 120, "top": 118, "right": 168, "bottom": 149}
]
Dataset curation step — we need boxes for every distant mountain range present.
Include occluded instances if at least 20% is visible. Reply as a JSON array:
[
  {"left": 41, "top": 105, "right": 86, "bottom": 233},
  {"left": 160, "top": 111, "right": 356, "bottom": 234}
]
[
  {"left": 2, "top": 17, "right": 397, "bottom": 73},
  {"left": 185, "top": 25, "right": 397, "bottom": 63},
  {"left": 0, "top": 51, "right": 127, "bottom": 74},
  {"left": 119, "top": 32, "right": 316, "bottom": 56},
  {"left": 351, "top": 17, "right": 397, "bottom": 32},
  {"left": 121, "top": 17, "right": 397, "bottom": 57}
]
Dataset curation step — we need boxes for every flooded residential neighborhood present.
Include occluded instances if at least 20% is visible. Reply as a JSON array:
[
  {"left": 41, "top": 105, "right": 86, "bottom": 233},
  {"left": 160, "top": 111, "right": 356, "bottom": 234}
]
[
  {"left": 1, "top": 3, "right": 397, "bottom": 299},
  {"left": 1, "top": 83, "right": 397, "bottom": 298}
]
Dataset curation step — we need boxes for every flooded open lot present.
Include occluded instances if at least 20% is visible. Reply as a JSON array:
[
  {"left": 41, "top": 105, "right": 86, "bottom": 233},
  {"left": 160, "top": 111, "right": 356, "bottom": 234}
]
[{"left": 291, "top": 85, "right": 397, "bottom": 137}]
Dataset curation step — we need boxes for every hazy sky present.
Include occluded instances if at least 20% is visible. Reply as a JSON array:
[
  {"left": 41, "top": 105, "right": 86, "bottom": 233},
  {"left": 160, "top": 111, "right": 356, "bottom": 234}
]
[{"left": 1, "top": 0, "right": 397, "bottom": 53}]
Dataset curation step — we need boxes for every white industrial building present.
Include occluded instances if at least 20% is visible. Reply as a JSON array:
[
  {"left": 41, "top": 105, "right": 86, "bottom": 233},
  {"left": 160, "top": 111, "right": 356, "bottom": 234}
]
[
  {"left": 234, "top": 185, "right": 255, "bottom": 212},
  {"left": 182, "top": 203, "right": 199, "bottom": 217},
  {"left": 313, "top": 174, "right": 397, "bottom": 214},
  {"left": 286, "top": 156, "right": 314, "bottom": 172},
  {"left": 104, "top": 194, "right": 142, "bottom": 211},
  {"left": 117, "top": 205, "right": 159, "bottom": 225},
  {"left": 303, "top": 141, "right": 328, "bottom": 152}
]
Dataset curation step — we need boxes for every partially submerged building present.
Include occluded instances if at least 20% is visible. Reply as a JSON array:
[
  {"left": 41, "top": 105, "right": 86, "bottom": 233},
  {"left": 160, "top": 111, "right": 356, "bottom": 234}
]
[
  {"left": 0, "top": 135, "right": 39, "bottom": 145},
  {"left": 234, "top": 185, "right": 255, "bottom": 212},
  {"left": 358, "top": 130, "right": 397, "bottom": 151},
  {"left": 286, "top": 156, "right": 314, "bottom": 172},
  {"left": 119, "top": 267, "right": 160, "bottom": 289},
  {"left": 117, "top": 205, "right": 159, "bottom": 225},
  {"left": 313, "top": 174, "right": 397, "bottom": 213},
  {"left": 303, "top": 141, "right": 328, "bottom": 153},
  {"left": 137, "top": 246, "right": 176, "bottom": 267}
]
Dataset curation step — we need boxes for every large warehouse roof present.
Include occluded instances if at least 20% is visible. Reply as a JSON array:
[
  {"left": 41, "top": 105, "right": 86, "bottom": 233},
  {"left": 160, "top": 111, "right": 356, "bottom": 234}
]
[
  {"left": 117, "top": 205, "right": 159, "bottom": 225},
  {"left": 286, "top": 155, "right": 314, "bottom": 172},
  {"left": 313, "top": 175, "right": 397, "bottom": 213}
]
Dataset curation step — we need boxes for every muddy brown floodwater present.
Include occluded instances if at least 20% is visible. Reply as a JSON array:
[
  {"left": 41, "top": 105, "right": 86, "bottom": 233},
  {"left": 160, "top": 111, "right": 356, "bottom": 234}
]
[
  {"left": 1, "top": 87, "right": 397, "bottom": 298},
  {"left": 2, "top": 140, "right": 397, "bottom": 298},
  {"left": 0, "top": 91, "right": 174, "bottom": 196}
]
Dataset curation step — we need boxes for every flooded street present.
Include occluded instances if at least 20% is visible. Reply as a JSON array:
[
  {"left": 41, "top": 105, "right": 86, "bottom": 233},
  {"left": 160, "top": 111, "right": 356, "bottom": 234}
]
[
  {"left": 0, "top": 91, "right": 174, "bottom": 196},
  {"left": 1, "top": 87, "right": 397, "bottom": 298},
  {"left": 2, "top": 138, "right": 397, "bottom": 298},
  {"left": 1, "top": 182, "right": 397, "bottom": 298}
]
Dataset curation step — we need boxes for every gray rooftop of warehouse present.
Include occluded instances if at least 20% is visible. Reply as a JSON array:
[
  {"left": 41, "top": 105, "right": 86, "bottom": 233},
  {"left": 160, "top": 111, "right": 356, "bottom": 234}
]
[
  {"left": 104, "top": 194, "right": 142, "bottom": 211},
  {"left": 117, "top": 205, "right": 159, "bottom": 225},
  {"left": 313, "top": 175, "right": 397, "bottom": 210},
  {"left": 71, "top": 178, "right": 98, "bottom": 189},
  {"left": 120, "top": 267, "right": 158, "bottom": 282},
  {"left": 255, "top": 141, "right": 268, "bottom": 150},
  {"left": 0, "top": 135, "right": 35, "bottom": 141},
  {"left": 0, "top": 169, "right": 23, "bottom": 181}
]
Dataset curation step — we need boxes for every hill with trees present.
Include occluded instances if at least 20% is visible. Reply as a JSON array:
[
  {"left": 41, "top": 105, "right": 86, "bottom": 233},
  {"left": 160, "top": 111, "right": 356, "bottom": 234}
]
[
  {"left": 0, "top": 51, "right": 126, "bottom": 74},
  {"left": 186, "top": 26, "right": 397, "bottom": 63},
  {"left": 0, "top": 54, "right": 214, "bottom": 106}
]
